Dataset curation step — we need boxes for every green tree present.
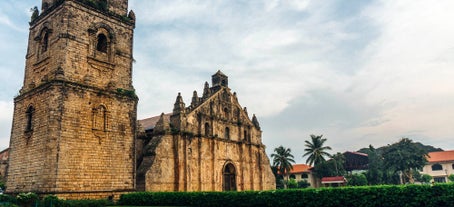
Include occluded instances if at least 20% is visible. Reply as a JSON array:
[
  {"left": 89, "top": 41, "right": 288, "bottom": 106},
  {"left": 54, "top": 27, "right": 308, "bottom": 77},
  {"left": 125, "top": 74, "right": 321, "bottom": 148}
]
[
  {"left": 347, "top": 173, "right": 368, "bottom": 186},
  {"left": 420, "top": 174, "right": 433, "bottom": 184},
  {"left": 271, "top": 145, "right": 295, "bottom": 189},
  {"left": 287, "top": 178, "right": 298, "bottom": 189},
  {"left": 313, "top": 153, "right": 345, "bottom": 178},
  {"left": 364, "top": 145, "right": 384, "bottom": 185},
  {"left": 270, "top": 166, "right": 284, "bottom": 189},
  {"left": 382, "top": 138, "right": 428, "bottom": 184},
  {"left": 448, "top": 174, "right": 454, "bottom": 182},
  {"left": 303, "top": 134, "right": 332, "bottom": 166}
]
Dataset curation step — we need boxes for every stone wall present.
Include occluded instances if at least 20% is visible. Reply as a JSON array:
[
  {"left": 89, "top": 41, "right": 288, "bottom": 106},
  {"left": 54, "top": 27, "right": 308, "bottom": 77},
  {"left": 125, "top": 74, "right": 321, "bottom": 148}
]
[
  {"left": 7, "top": 82, "right": 137, "bottom": 196},
  {"left": 6, "top": 0, "right": 137, "bottom": 199},
  {"left": 23, "top": 0, "right": 135, "bottom": 95},
  {"left": 142, "top": 134, "right": 275, "bottom": 192}
]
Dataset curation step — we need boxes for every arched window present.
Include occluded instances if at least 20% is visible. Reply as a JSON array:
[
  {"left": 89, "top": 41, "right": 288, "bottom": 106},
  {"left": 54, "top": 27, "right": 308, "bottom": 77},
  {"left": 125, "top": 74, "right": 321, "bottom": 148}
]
[
  {"left": 37, "top": 27, "right": 51, "bottom": 57},
  {"left": 96, "top": 33, "right": 108, "bottom": 53},
  {"left": 452, "top": 164, "right": 454, "bottom": 170},
  {"left": 42, "top": 31, "right": 49, "bottom": 53},
  {"left": 25, "top": 106, "right": 35, "bottom": 132},
  {"left": 432, "top": 164, "right": 443, "bottom": 171},
  {"left": 204, "top": 123, "right": 210, "bottom": 137},
  {"left": 301, "top": 173, "right": 309, "bottom": 179},
  {"left": 289, "top": 174, "right": 296, "bottom": 179},
  {"left": 223, "top": 163, "right": 236, "bottom": 191},
  {"left": 223, "top": 107, "right": 229, "bottom": 119},
  {"left": 225, "top": 127, "right": 230, "bottom": 139}
]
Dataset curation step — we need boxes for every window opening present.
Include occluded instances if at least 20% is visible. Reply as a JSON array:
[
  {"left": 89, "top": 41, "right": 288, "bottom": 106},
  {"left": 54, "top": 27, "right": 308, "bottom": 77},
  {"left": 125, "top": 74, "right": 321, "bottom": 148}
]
[
  {"left": 42, "top": 32, "right": 49, "bottom": 53},
  {"left": 225, "top": 127, "right": 230, "bottom": 139},
  {"left": 96, "top": 33, "right": 108, "bottom": 53},
  {"left": 25, "top": 106, "right": 35, "bottom": 132},
  {"left": 204, "top": 123, "right": 210, "bottom": 137},
  {"left": 434, "top": 177, "right": 446, "bottom": 183},
  {"left": 432, "top": 164, "right": 443, "bottom": 171},
  {"left": 224, "top": 107, "right": 229, "bottom": 119}
]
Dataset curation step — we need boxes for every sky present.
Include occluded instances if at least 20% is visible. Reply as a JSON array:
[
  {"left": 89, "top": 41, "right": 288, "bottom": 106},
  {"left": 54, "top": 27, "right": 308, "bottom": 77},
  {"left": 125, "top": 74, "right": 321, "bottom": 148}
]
[{"left": 1, "top": 0, "right": 454, "bottom": 163}]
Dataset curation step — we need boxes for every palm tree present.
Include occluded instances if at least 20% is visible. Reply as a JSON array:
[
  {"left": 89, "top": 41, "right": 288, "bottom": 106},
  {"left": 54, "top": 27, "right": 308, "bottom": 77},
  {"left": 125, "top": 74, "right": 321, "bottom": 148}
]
[
  {"left": 303, "top": 134, "right": 332, "bottom": 166},
  {"left": 271, "top": 145, "right": 295, "bottom": 189}
]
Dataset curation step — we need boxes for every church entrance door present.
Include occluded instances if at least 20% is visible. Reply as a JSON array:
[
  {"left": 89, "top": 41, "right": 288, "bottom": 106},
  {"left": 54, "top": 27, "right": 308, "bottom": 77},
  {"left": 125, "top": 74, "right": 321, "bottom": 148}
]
[{"left": 223, "top": 163, "right": 236, "bottom": 191}]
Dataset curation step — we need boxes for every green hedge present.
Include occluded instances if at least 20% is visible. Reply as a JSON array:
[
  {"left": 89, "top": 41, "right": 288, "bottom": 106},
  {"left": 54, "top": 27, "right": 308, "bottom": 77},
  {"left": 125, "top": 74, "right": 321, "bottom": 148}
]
[
  {"left": 118, "top": 184, "right": 454, "bottom": 207},
  {"left": 0, "top": 194, "right": 112, "bottom": 207}
]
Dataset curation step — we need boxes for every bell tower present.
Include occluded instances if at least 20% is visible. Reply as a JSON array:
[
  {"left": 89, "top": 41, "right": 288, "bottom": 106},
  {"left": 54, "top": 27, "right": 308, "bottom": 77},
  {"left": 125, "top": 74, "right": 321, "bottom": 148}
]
[{"left": 6, "top": 0, "right": 137, "bottom": 199}]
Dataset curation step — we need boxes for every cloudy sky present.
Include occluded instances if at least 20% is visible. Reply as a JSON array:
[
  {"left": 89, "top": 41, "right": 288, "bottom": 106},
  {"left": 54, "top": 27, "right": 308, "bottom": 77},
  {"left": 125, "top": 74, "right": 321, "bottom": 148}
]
[{"left": 1, "top": 0, "right": 454, "bottom": 163}]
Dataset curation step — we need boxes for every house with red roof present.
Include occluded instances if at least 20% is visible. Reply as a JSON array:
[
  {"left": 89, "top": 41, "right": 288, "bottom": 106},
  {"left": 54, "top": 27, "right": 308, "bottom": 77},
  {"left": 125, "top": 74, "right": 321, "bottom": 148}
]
[
  {"left": 321, "top": 176, "right": 347, "bottom": 187},
  {"left": 284, "top": 164, "right": 316, "bottom": 187},
  {"left": 421, "top": 150, "right": 454, "bottom": 183}
]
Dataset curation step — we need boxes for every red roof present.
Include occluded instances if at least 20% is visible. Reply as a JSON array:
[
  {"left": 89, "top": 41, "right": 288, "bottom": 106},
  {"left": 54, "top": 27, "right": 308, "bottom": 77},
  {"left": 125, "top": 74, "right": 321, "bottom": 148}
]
[
  {"left": 290, "top": 164, "right": 312, "bottom": 173},
  {"left": 321, "top": 176, "right": 346, "bottom": 183},
  {"left": 427, "top": 150, "right": 454, "bottom": 163},
  {"left": 276, "top": 164, "right": 312, "bottom": 175}
]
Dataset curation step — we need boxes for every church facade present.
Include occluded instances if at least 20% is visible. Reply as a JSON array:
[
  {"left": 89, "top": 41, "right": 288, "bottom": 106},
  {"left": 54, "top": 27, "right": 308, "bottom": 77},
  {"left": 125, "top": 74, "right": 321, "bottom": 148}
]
[
  {"left": 5, "top": 0, "right": 275, "bottom": 199},
  {"left": 137, "top": 71, "right": 275, "bottom": 192}
]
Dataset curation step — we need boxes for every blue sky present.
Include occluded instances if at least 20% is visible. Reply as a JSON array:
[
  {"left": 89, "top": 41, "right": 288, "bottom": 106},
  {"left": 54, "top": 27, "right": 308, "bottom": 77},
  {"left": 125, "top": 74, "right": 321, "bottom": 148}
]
[{"left": 1, "top": 0, "right": 454, "bottom": 163}]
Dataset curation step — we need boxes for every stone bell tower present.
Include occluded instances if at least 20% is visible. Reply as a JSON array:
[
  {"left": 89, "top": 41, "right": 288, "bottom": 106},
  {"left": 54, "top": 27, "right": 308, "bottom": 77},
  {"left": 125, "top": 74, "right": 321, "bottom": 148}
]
[{"left": 6, "top": 0, "right": 137, "bottom": 199}]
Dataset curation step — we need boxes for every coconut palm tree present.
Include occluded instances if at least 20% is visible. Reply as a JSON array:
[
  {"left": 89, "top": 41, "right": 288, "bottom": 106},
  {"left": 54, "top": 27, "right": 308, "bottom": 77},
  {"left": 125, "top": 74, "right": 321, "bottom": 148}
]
[
  {"left": 271, "top": 145, "right": 295, "bottom": 188},
  {"left": 303, "top": 134, "right": 332, "bottom": 166}
]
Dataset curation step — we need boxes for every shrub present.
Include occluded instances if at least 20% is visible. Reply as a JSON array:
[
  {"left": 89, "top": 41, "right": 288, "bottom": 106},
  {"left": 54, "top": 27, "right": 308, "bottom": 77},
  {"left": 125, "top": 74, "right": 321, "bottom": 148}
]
[
  {"left": 16, "top": 192, "right": 38, "bottom": 207},
  {"left": 0, "top": 194, "right": 16, "bottom": 203},
  {"left": 347, "top": 173, "right": 368, "bottom": 186},
  {"left": 421, "top": 174, "right": 433, "bottom": 184},
  {"left": 287, "top": 178, "right": 298, "bottom": 189},
  {"left": 54, "top": 199, "right": 113, "bottom": 207},
  {"left": 297, "top": 180, "right": 310, "bottom": 188},
  {"left": 448, "top": 174, "right": 454, "bottom": 182},
  {"left": 118, "top": 183, "right": 454, "bottom": 207}
]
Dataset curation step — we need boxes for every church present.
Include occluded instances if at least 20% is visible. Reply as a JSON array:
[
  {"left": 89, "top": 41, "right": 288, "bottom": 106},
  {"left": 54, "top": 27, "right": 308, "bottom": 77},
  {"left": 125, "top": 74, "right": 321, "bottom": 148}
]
[
  {"left": 5, "top": 0, "right": 275, "bottom": 199},
  {"left": 136, "top": 71, "right": 275, "bottom": 192}
]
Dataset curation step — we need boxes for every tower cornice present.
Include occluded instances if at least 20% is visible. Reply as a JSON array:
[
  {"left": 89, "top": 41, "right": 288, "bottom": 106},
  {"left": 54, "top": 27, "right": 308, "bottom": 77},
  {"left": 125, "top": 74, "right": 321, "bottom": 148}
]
[
  {"left": 30, "top": 0, "right": 135, "bottom": 28},
  {"left": 14, "top": 79, "right": 138, "bottom": 103}
]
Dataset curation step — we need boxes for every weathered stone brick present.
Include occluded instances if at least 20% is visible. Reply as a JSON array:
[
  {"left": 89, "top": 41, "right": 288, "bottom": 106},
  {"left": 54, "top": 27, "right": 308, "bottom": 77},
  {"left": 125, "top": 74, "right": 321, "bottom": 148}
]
[{"left": 7, "top": 0, "right": 136, "bottom": 199}]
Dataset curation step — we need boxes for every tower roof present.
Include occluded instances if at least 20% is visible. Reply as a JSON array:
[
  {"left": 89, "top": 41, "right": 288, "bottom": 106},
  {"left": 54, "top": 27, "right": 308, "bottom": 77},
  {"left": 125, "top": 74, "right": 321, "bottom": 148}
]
[
  {"left": 211, "top": 70, "right": 228, "bottom": 89},
  {"left": 213, "top": 70, "right": 226, "bottom": 77}
]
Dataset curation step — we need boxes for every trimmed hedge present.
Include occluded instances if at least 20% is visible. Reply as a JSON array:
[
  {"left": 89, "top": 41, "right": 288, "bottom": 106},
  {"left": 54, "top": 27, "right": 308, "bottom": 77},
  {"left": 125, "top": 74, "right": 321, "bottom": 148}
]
[
  {"left": 0, "top": 194, "right": 112, "bottom": 207},
  {"left": 118, "top": 184, "right": 454, "bottom": 207}
]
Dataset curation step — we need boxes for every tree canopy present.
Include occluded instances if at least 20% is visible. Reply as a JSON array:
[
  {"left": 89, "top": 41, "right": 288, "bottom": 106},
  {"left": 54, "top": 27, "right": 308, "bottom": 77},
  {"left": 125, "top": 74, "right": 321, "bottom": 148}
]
[
  {"left": 382, "top": 138, "right": 428, "bottom": 184},
  {"left": 271, "top": 145, "right": 295, "bottom": 188},
  {"left": 313, "top": 152, "right": 345, "bottom": 178},
  {"left": 303, "top": 134, "right": 332, "bottom": 166}
]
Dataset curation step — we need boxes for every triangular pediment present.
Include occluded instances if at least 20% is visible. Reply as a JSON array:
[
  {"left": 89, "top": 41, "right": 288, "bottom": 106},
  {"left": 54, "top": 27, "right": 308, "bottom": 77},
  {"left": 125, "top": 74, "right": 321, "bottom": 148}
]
[{"left": 187, "top": 87, "right": 256, "bottom": 128}]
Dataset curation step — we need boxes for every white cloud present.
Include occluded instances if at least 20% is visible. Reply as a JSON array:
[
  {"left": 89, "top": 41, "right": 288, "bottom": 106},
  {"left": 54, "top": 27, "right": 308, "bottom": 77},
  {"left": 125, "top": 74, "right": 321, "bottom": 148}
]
[
  {"left": 0, "top": 101, "right": 13, "bottom": 149},
  {"left": 334, "top": 0, "right": 454, "bottom": 151}
]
